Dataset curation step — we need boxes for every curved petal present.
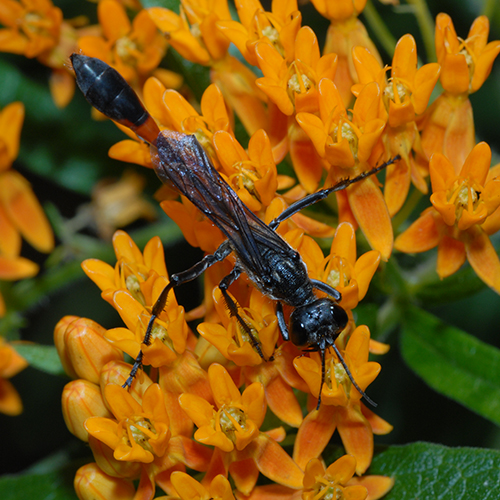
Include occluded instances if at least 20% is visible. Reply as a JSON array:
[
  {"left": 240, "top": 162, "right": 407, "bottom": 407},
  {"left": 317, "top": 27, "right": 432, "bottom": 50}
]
[{"left": 464, "top": 226, "right": 500, "bottom": 293}]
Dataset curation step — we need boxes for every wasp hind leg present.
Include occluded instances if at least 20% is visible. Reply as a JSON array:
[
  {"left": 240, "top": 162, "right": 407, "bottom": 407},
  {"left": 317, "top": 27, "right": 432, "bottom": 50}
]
[{"left": 123, "top": 241, "right": 232, "bottom": 389}]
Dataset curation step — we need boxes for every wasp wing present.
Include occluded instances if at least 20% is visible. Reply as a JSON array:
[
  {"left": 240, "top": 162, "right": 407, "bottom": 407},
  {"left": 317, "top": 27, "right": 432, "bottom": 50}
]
[{"left": 153, "top": 132, "right": 294, "bottom": 275}]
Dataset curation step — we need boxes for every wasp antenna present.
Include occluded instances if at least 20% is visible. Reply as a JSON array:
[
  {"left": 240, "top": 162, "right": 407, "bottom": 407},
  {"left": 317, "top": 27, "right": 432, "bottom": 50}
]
[
  {"left": 331, "top": 343, "right": 378, "bottom": 408},
  {"left": 316, "top": 347, "right": 326, "bottom": 410}
]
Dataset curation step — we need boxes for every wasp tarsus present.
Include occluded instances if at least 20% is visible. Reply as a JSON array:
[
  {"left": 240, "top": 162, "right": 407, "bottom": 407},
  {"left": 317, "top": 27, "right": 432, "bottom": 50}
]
[{"left": 72, "top": 52, "right": 400, "bottom": 409}]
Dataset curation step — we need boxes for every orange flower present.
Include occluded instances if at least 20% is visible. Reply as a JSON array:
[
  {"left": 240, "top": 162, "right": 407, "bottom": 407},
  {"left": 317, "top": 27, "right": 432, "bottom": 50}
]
[
  {"left": 287, "top": 222, "right": 381, "bottom": 311},
  {"left": 293, "top": 325, "right": 392, "bottom": 475},
  {"left": 213, "top": 129, "right": 278, "bottom": 213},
  {"left": 81, "top": 231, "right": 189, "bottom": 369},
  {"left": 419, "top": 14, "right": 500, "bottom": 172},
  {"left": 395, "top": 142, "right": 500, "bottom": 293},
  {"left": 179, "top": 363, "right": 303, "bottom": 493},
  {"left": 303, "top": 456, "right": 394, "bottom": 500},
  {"left": 0, "top": 0, "right": 96, "bottom": 107},
  {"left": 85, "top": 383, "right": 171, "bottom": 463},
  {"left": 78, "top": 0, "right": 167, "bottom": 87},
  {"left": 217, "top": 0, "right": 302, "bottom": 67},
  {"left": 254, "top": 26, "right": 337, "bottom": 192},
  {"left": 352, "top": 35, "right": 441, "bottom": 215},
  {"left": 74, "top": 463, "right": 136, "bottom": 500},
  {"left": 170, "top": 471, "right": 235, "bottom": 500},
  {"left": 0, "top": 338, "right": 28, "bottom": 415},
  {"left": 90, "top": 170, "right": 157, "bottom": 240},
  {"left": 297, "top": 79, "right": 393, "bottom": 259},
  {"left": 310, "top": 0, "right": 382, "bottom": 106},
  {"left": 148, "top": 0, "right": 267, "bottom": 135},
  {"left": 0, "top": 102, "right": 54, "bottom": 316}
]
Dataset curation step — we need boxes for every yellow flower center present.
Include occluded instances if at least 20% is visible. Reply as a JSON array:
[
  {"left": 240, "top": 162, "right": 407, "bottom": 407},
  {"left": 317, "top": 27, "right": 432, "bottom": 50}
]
[
  {"left": 383, "top": 80, "right": 409, "bottom": 105},
  {"left": 309, "top": 476, "right": 346, "bottom": 500},
  {"left": 229, "top": 161, "right": 261, "bottom": 199},
  {"left": 448, "top": 179, "right": 481, "bottom": 220},
  {"left": 126, "top": 417, "right": 156, "bottom": 454},
  {"left": 262, "top": 26, "right": 279, "bottom": 45},
  {"left": 288, "top": 72, "right": 313, "bottom": 94},
  {"left": 125, "top": 275, "right": 146, "bottom": 306},
  {"left": 115, "top": 36, "right": 140, "bottom": 66},
  {"left": 218, "top": 406, "right": 247, "bottom": 442}
]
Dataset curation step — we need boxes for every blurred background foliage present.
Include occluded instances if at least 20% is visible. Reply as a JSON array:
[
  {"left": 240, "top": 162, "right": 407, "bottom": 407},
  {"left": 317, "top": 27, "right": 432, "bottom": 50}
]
[{"left": 0, "top": 0, "right": 500, "bottom": 495}]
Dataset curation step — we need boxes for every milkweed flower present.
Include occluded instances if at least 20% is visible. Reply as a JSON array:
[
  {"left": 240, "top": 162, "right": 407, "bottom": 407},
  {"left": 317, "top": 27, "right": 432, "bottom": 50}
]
[
  {"left": 293, "top": 324, "right": 392, "bottom": 475},
  {"left": 310, "top": 0, "right": 382, "bottom": 106},
  {"left": 74, "top": 463, "right": 136, "bottom": 500},
  {"left": 78, "top": 0, "right": 168, "bottom": 90},
  {"left": 296, "top": 79, "right": 393, "bottom": 259},
  {"left": 302, "top": 455, "right": 394, "bottom": 500},
  {"left": 419, "top": 14, "right": 500, "bottom": 172},
  {"left": 352, "top": 35, "right": 441, "bottom": 215},
  {"left": 0, "top": 0, "right": 96, "bottom": 107},
  {"left": 148, "top": 0, "right": 267, "bottom": 135},
  {"left": 0, "top": 102, "right": 54, "bottom": 316},
  {"left": 179, "top": 363, "right": 304, "bottom": 494},
  {"left": 395, "top": 142, "right": 500, "bottom": 293}
]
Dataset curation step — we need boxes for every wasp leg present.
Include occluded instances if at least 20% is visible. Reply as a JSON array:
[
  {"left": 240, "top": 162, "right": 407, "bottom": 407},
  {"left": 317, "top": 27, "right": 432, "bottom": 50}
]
[
  {"left": 311, "top": 279, "right": 342, "bottom": 302},
  {"left": 123, "top": 241, "right": 232, "bottom": 389},
  {"left": 218, "top": 266, "right": 266, "bottom": 360},
  {"left": 268, "top": 157, "right": 400, "bottom": 231}
]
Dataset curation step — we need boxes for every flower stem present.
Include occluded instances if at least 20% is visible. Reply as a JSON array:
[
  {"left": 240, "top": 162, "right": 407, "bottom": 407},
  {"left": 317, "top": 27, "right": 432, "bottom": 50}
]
[
  {"left": 363, "top": 0, "right": 397, "bottom": 58},
  {"left": 406, "top": 0, "right": 436, "bottom": 62}
]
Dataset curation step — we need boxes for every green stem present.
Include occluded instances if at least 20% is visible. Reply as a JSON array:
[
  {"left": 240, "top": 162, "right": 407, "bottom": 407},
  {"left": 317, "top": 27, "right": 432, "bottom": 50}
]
[
  {"left": 406, "top": 0, "right": 436, "bottom": 62},
  {"left": 392, "top": 187, "right": 425, "bottom": 234},
  {"left": 481, "top": 0, "right": 497, "bottom": 19},
  {"left": 363, "top": 0, "right": 397, "bottom": 58}
]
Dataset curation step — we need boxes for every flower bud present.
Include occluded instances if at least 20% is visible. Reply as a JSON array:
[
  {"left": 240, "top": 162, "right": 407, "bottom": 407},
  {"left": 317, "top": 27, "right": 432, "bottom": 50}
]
[
  {"left": 88, "top": 436, "right": 141, "bottom": 479},
  {"left": 62, "top": 379, "right": 112, "bottom": 442},
  {"left": 74, "top": 463, "right": 135, "bottom": 500},
  {"left": 54, "top": 316, "right": 80, "bottom": 378},
  {"left": 100, "top": 360, "right": 153, "bottom": 405},
  {"left": 56, "top": 317, "right": 123, "bottom": 383}
]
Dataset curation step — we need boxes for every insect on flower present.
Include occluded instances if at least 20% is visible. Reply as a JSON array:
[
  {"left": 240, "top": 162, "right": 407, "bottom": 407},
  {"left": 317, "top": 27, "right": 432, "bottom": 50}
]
[{"left": 71, "top": 53, "right": 399, "bottom": 409}]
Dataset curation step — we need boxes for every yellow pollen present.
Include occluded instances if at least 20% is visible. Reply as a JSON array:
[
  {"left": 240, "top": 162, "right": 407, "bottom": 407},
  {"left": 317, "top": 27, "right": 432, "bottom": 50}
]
[
  {"left": 115, "top": 37, "right": 139, "bottom": 65},
  {"left": 288, "top": 73, "right": 313, "bottom": 94},
  {"left": 190, "top": 22, "right": 201, "bottom": 39},
  {"left": 384, "top": 81, "right": 407, "bottom": 103},
  {"left": 129, "top": 418, "right": 155, "bottom": 453},
  {"left": 262, "top": 26, "right": 279, "bottom": 44},
  {"left": 327, "top": 269, "right": 341, "bottom": 289},
  {"left": 151, "top": 323, "right": 169, "bottom": 344},
  {"left": 125, "top": 275, "right": 146, "bottom": 306},
  {"left": 219, "top": 407, "right": 246, "bottom": 441}
]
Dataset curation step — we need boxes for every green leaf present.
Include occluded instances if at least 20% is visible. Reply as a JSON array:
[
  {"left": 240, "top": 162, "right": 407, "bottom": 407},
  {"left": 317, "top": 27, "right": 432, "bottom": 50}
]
[
  {"left": 400, "top": 305, "right": 500, "bottom": 425},
  {"left": 140, "top": 0, "right": 180, "bottom": 10},
  {"left": 13, "top": 343, "right": 65, "bottom": 377},
  {"left": 369, "top": 442, "right": 500, "bottom": 499},
  {"left": 0, "top": 468, "right": 77, "bottom": 500}
]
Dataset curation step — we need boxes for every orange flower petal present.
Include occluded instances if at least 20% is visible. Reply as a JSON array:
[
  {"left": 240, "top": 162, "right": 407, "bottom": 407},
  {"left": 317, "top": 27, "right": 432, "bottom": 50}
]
[
  {"left": 464, "top": 226, "right": 500, "bottom": 293},
  {"left": 347, "top": 178, "right": 393, "bottom": 260},
  {"left": 394, "top": 208, "right": 439, "bottom": 253},
  {"left": 0, "top": 171, "right": 53, "bottom": 252},
  {"left": 436, "top": 235, "right": 466, "bottom": 279}
]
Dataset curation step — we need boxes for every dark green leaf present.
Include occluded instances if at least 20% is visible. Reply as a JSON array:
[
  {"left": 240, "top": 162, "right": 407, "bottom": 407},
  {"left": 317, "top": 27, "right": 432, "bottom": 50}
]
[
  {"left": 400, "top": 305, "right": 500, "bottom": 425},
  {"left": 13, "top": 344, "right": 65, "bottom": 377},
  {"left": 369, "top": 442, "right": 500, "bottom": 500},
  {"left": 0, "top": 468, "right": 77, "bottom": 500},
  {"left": 140, "top": 0, "right": 180, "bottom": 10}
]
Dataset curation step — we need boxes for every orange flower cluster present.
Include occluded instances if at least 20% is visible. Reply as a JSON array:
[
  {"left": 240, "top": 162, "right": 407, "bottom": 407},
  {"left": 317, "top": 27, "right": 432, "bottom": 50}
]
[{"left": 39, "top": 0, "right": 500, "bottom": 499}]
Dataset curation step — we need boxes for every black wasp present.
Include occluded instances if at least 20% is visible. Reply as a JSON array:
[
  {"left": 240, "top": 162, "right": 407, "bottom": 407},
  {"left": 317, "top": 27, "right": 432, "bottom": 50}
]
[{"left": 71, "top": 53, "right": 398, "bottom": 409}]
